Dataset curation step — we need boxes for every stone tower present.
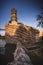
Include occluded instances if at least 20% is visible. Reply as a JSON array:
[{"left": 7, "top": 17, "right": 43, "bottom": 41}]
[
  {"left": 5, "top": 8, "right": 39, "bottom": 62},
  {"left": 10, "top": 8, "right": 17, "bottom": 25}
]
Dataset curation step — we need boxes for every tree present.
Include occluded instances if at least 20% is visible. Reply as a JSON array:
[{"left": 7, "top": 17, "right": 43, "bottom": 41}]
[{"left": 36, "top": 7, "right": 43, "bottom": 28}]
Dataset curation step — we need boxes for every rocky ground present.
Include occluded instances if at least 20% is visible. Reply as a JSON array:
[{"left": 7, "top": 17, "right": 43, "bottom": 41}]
[
  {"left": 0, "top": 45, "right": 43, "bottom": 65},
  {"left": 0, "top": 39, "right": 43, "bottom": 65}
]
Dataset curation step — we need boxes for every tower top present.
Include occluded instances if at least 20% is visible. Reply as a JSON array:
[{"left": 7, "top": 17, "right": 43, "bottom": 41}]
[
  {"left": 11, "top": 8, "right": 17, "bottom": 13},
  {"left": 11, "top": 8, "right": 17, "bottom": 25}
]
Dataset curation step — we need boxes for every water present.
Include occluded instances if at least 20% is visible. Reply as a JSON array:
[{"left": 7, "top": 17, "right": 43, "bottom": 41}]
[
  {"left": 0, "top": 40, "right": 6, "bottom": 47},
  {"left": 7, "top": 42, "right": 33, "bottom": 65},
  {"left": 0, "top": 40, "right": 6, "bottom": 54}
]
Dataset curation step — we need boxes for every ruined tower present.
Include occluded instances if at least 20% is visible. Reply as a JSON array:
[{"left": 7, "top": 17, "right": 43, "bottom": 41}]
[
  {"left": 5, "top": 8, "right": 39, "bottom": 44},
  {"left": 5, "top": 8, "right": 39, "bottom": 62},
  {"left": 5, "top": 8, "right": 18, "bottom": 38},
  {"left": 11, "top": 8, "right": 17, "bottom": 25}
]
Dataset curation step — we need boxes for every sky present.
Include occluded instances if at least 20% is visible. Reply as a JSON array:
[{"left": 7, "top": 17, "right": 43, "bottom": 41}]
[{"left": 0, "top": 0, "right": 43, "bottom": 35}]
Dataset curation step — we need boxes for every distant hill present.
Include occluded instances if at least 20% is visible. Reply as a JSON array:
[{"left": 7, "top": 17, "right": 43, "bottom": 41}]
[
  {"left": 0, "top": 28, "right": 5, "bottom": 30},
  {"left": 0, "top": 35, "right": 5, "bottom": 40}
]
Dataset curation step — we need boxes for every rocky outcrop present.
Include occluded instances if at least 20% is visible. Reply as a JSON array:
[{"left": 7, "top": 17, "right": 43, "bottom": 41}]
[
  {"left": 5, "top": 8, "right": 39, "bottom": 47},
  {"left": 5, "top": 23, "right": 39, "bottom": 48},
  {"left": 5, "top": 22, "right": 39, "bottom": 62},
  {"left": 5, "top": 8, "right": 39, "bottom": 63}
]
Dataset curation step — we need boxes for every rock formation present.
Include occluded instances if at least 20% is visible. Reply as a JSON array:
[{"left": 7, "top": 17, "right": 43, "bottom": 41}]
[
  {"left": 5, "top": 8, "right": 39, "bottom": 62},
  {"left": 5, "top": 23, "right": 39, "bottom": 46},
  {"left": 7, "top": 42, "right": 33, "bottom": 65},
  {"left": 5, "top": 8, "right": 39, "bottom": 46}
]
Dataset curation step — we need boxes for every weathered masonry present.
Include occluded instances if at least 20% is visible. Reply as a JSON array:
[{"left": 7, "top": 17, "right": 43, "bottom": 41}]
[
  {"left": 5, "top": 8, "right": 39, "bottom": 45},
  {"left": 5, "top": 8, "right": 39, "bottom": 62}
]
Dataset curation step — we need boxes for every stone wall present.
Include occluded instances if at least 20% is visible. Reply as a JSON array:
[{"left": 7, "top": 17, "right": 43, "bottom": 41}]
[
  {"left": 5, "top": 22, "right": 39, "bottom": 62},
  {"left": 5, "top": 23, "right": 39, "bottom": 47}
]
